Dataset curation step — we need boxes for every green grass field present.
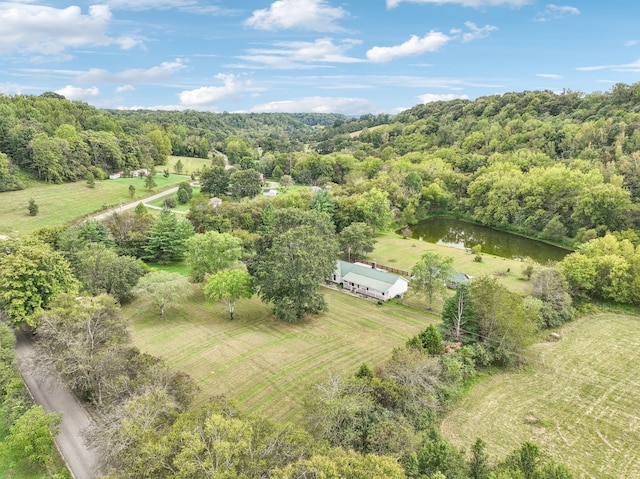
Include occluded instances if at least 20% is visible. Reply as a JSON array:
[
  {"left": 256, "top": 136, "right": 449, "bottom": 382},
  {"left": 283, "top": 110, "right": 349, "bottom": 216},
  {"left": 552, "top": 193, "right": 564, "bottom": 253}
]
[
  {"left": 0, "top": 174, "right": 187, "bottom": 236},
  {"left": 167, "top": 155, "right": 212, "bottom": 175},
  {"left": 371, "top": 233, "right": 535, "bottom": 297},
  {"left": 125, "top": 286, "right": 436, "bottom": 424},
  {"left": 440, "top": 313, "right": 640, "bottom": 479}
]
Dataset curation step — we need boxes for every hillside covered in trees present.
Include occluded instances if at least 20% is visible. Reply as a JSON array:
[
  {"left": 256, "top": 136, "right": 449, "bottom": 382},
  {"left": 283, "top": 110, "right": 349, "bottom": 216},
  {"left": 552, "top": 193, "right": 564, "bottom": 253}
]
[{"left": 2, "top": 82, "right": 640, "bottom": 478}]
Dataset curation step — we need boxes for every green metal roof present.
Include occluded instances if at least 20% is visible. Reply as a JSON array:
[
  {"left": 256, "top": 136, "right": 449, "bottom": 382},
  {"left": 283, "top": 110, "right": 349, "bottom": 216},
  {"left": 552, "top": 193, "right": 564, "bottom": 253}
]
[{"left": 337, "top": 260, "right": 407, "bottom": 293}]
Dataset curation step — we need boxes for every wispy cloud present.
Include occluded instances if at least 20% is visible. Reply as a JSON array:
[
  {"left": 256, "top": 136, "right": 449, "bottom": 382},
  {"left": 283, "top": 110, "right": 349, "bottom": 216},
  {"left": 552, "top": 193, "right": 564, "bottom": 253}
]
[
  {"left": 451, "top": 22, "right": 498, "bottom": 43},
  {"left": 367, "top": 31, "right": 451, "bottom": 63},
  {"left": 624, "top": 40, "right": 638, "bottom": 47},
  {"left": 236, "top": 38, "right": 364, "bottom": 69},
  {"left": 0, "top": 3, "right": 142, "bottom": 55},
  {"left": 178, "top": 73, "right": 258, "bottom": 107},
  {"left": 534, "top": 4, "right": 580, "bottom": 22},
  {"left": 56, "top": 85, "right": 100, "bottom": 100},
  {"left": 387, "top": 0, "right": 531, "bottom": 8},
  {"left": 418, "top": 93, "right": 470, "bottom": 103},
  {"left": 577, "top": 58, "right": 640, "bottom": 73},
  {"left": 76, "top": 59, "right": 187, "bottom": 83},
  {"left": 116, "top": 84, "right": 135, "bottom": 92},
  {"left": 102, "top": 0, "right": 236, "bottom": 14},
  {"left": 244, "top": 0, "right": 348, "bottom": 32},
  {"left": 536, "top": 73, "right": 563, "bottom": 79},
  {"left": 248, "top": 96, "right": 374, "bottom": 114}
]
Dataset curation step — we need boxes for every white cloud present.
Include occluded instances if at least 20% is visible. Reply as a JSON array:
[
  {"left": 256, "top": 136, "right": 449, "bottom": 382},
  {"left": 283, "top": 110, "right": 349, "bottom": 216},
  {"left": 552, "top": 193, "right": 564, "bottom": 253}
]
[
  {"left": 625, "top": 40, "right": 638, "bottom": 47},
  {"left": 116, "top": 84, "right": 135, "bottom": 92},
  {"left": 248, "top": 96, "right": 374, "bottom": 114},
  {"left": 536, "top": 73, "right": 563, "bottom": 79},
  {"left": 534, "top": 4, "right": 580, "bottom": 22},
  {"left": 178, "top": 73, "right": 255, "bottom": 107},
  {"left": 458, "top": 22, "right": 498, "bottom": 42},
  {"left": 237, "top": 38, "right": 364, "bottom": 69},
  {"left": 418, "top": 93, "right": 470, "bottom": 103},
  {"left": 367, "top": 31, "right": 451, "bottom": 63},
  {"left": 245, "top": 0, "right": 348, "bottom": 32},
  {"left": 0, "top": 3, "right": 142, "bottom": 55},
  {"left": 577, "top": 58, "right": 640, "bottom": 73},
  {"left": 387, "top": 0, "right": 531, "bottom": 8},
  {"left": 76, "top": 59, "right": 187, "bottom": 83},
  {"left": 56, "top": 85, "right": 100, "bottom": 100}
]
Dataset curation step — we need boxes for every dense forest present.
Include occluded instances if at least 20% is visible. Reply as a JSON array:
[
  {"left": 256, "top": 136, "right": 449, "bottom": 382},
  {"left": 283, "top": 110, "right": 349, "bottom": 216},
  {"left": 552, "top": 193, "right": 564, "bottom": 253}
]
[{"left": 2, "top": 83, "right": 640, "bottom": 478}]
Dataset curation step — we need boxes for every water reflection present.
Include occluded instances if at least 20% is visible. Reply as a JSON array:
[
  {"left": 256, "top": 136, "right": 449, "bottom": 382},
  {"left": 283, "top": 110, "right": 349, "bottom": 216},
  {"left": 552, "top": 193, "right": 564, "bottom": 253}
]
[{"left": 407, "top": 217, "right": 570, "bottom": 264}]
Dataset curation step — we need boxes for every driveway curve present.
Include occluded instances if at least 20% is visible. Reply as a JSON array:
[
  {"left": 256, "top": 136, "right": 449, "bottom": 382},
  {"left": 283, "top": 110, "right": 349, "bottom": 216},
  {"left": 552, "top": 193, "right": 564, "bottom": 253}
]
[
  {"left": 14, "top": 330, "right": 101, "bottom": 479},
  {"left": 92, "top": 185, "right": 180, "bottom": 221}
]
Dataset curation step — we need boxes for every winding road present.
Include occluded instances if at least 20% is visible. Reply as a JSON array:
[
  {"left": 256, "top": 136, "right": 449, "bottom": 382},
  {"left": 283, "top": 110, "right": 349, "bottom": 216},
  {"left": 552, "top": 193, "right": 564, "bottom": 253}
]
[{"left": 14, "top": 330, "right": 101, "bottom": 479}]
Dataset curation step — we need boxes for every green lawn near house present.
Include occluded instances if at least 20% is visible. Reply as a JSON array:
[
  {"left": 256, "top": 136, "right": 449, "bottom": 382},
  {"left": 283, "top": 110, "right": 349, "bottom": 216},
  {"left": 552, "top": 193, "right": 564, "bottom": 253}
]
[{"left": 125, "top": 286, "right": 435, "bottom": 424}]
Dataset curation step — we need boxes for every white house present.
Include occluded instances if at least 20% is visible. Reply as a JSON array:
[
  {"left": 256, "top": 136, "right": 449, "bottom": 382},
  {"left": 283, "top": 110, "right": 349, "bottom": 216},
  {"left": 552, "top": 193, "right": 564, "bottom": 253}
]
[
  {"left": 330, "top": 260, "right": 409, "bottom": 301},
  {"left": 263, "top": 188, "right": 278, "bottom": 197}
]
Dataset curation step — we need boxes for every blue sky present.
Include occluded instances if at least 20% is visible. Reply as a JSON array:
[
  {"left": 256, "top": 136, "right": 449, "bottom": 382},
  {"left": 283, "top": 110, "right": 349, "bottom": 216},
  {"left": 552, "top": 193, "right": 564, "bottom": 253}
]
[{"left": 1, "top": 0, "right": 639, "bottom": 115}]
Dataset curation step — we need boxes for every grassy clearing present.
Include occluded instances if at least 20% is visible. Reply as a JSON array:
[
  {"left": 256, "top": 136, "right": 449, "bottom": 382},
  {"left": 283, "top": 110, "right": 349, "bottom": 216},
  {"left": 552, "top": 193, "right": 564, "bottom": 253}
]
[
  {"left": 0, "top": 175, "right": 186, "bottom": 236},
  {"left": 371, "top": 233, "right": 535, "bottom": 296},
  {"left": 125, "top": 286, "right": 435, "bottom": 424},
  {"left": 440, "top": 313, "right": 640, "bottom": 479},
  {"left": 167, "top": 155, "right": 212, "bottom": 176}
]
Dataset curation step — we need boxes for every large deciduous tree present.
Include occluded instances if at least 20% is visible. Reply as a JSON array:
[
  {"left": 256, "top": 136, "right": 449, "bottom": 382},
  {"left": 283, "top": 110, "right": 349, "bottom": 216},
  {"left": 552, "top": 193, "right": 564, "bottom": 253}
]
[
  {"left": 229, "top": 168, "right": 262, "bottom": 199},
  {"left": 74, "top": 243, "right": 145, "bottom": 301},
  {"left": 250, "top": 209, "right": 338, "bottom": 322},
  {"left": 338, "top": 222, "right": 376, "bottom": 262},
  {"left": 135, "top": 271, "right": 192, "bottom": 317},
  {"left": 204, "top": 269, "right": 254, "bottom": 320},
  {"left": 34, "top": 294, "right": 130, "bottom": 405},
  {"left": 0, "top": 238, "right": 78, "bottom": 326},
  {"left": 410, "top": 251, "right": 454, "bottom": 309},
  {"left": 357, "top": 187, "right": 394, "bottom": 234},
  {"left": 1, "top": 405, "right": 62, "bottom": 470},
  {"left": 184, "top": 231, "right": 243, "bottom": 283},
  {"left": 199, "top": 165, "right": 230, "bottom": 197}
]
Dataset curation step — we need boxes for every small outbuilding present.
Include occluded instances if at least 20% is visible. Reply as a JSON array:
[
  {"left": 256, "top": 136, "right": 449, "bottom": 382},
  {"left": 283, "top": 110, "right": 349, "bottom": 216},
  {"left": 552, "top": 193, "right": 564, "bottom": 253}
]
[
  {"left": 330, "top": 260, "right": 409, "bottom": 301},
  {"left": 263, "top": 188, "right": 278, "bottom": 197}
]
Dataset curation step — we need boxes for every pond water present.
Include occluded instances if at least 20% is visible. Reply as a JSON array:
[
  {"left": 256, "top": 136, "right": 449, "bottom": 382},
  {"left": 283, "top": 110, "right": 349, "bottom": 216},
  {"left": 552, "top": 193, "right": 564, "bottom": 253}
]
[{"left": 406, "top": 217, "right": 571, "bottom": 264}]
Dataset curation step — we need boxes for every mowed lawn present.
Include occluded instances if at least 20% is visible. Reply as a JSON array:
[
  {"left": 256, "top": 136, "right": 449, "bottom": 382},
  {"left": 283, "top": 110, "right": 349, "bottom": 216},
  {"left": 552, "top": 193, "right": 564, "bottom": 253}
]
[
  {"left": 440, "top": 313, "right": 640, "bottom": 479},
  {"left": 125, "top": 286, "right": 435, "bottom": 424},
  {"left": 0, "top": 174, "right": 187, "bottom": 236},
  {"left": 372, "top": 233, "right": 536, "bottom": 296}
]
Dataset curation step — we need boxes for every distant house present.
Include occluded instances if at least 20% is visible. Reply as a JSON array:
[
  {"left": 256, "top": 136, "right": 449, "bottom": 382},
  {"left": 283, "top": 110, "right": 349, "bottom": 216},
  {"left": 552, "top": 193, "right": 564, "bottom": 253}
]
[
  {"left": 130, "top": 168, "right": 149, "bottom": 177},
  {"left": 208, "top": 197, "right": 222, "bottom": 208},
  {"left": 263, "top": 188, "right": 278, "bottom": 197},
  {"left": 448, "top": 272, "right": 472, "bottom": 289},
  {"left": 310, "top": 186, "right": 322, "bottom": 193},
  {"left": 108, "top": 171, "right": 123, "bottom": 180},
  {"left": 330, "top": 260, "right": 409, "bottom": 301}
]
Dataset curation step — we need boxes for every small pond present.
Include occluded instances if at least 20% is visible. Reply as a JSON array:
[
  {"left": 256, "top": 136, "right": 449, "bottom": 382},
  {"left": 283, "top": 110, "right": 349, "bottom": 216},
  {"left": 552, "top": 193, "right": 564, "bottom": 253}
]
[{"left": 406, "top": 217, "right": 571, "bottom": 264}]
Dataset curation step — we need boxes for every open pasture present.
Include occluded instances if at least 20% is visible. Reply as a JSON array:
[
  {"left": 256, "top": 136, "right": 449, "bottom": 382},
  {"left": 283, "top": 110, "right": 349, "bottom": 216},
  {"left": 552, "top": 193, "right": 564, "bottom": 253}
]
[
  {"left": 440, "top": 313, "right": 640, "bottom": 479},
  {"left": 125, "top": 286, "right": 435, "bottom": 423},
  {"left": 0, "top": 175, "right": 186, "bottom": 236}
]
